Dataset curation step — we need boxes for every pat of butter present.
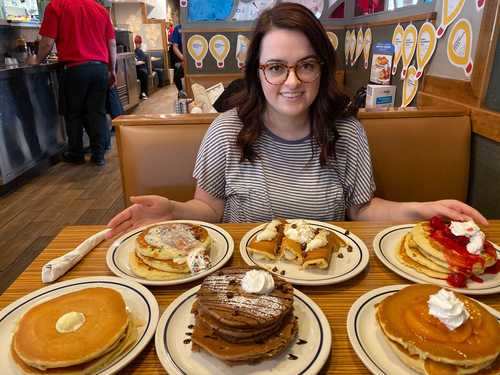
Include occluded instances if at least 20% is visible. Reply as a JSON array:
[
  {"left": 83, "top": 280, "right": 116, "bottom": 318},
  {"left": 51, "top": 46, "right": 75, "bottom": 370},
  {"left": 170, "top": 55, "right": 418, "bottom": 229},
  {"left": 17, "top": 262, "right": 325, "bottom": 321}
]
[{"left": 56, "top": 311, "right": 86, "bottom": 333}]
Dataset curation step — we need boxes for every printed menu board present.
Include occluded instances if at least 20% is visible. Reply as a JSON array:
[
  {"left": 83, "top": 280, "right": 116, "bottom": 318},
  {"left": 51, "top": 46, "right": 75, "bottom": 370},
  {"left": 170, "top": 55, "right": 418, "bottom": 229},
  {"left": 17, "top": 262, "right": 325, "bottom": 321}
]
[{"left": 3, "top": 0, "right": 39, "bottom": 22}]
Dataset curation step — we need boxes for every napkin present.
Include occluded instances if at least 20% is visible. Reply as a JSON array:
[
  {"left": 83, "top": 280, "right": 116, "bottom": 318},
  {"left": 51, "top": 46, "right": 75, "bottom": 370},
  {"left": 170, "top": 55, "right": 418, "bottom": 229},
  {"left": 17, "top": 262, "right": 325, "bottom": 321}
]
[{"left": 41, "top": 228, "right": 111, "bottom": 283}]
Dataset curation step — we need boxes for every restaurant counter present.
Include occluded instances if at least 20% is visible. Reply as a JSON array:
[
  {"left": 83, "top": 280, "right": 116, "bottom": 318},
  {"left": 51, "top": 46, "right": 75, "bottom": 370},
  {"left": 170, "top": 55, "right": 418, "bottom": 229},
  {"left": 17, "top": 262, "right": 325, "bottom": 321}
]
[{"left": 0, "top": 62, "right": 65, "bottom": 186}]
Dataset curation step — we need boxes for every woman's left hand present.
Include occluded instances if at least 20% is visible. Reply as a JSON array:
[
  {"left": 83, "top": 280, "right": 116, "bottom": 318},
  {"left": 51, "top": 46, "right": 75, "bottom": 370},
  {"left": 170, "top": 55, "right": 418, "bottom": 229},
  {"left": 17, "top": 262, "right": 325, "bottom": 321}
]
[{"left": 413, "top": 200, "right": 488, "bottom": 225}]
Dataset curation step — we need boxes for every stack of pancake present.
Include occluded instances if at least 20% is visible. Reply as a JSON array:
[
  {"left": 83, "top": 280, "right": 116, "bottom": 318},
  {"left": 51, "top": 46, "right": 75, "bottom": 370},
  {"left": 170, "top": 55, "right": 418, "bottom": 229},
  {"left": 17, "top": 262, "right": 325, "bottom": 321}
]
[
  {"left": 376, "top": 284, "right": 500, "bottom": 374},
  {"left": 191, "top": 267, "right": 297, "bottom": 364},
  {"left": 11, "top": 288, "right": 138, "bottom": 374},
  {"left": 248, "top": 219, "right": 345, "bottom": 269},
  {"left": 397, "top": 220, "right": 497, "bottom": 282},
  {"left": 130, "top": 223, "right": 212, "bottom": 280}
]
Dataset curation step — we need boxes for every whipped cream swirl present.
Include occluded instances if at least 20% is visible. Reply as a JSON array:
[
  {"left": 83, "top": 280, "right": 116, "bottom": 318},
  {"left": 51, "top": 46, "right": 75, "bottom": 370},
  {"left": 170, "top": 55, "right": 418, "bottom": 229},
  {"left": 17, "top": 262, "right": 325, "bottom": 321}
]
[
  {"left": 427, "top": 289, "right": 470, "bottom": 331},
  {"left": 284, "top": 219, "right": 315, "bottom": 244},
  {"left": 256, "top": 219, "right": 281, "bottom": 242},
  {"left": 241, "top": 270, "right": 275, "bottom": 294},
  {"left": 305, "top": 230, "right": 329, "bottom": 252},
  {"left": 449, "top": 220, "right": 485, "bottom": 255}
]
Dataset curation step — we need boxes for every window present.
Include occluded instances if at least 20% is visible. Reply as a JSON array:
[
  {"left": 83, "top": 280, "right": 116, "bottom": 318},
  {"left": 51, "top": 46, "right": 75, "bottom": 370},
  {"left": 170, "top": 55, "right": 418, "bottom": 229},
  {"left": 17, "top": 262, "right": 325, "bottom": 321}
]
[
  {"left": 387, "top": 0, "right": 418, "bottom": 11},
  {"left": 355, "top": 0, "right": 385, "bottom": 17}
]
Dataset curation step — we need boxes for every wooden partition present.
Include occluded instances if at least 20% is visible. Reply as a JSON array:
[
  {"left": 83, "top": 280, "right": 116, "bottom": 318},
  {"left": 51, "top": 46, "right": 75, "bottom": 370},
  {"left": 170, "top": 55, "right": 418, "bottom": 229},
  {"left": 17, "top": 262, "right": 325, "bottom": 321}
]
[{"left": 113, "top": 107, "right": 471, "bottom": 206}]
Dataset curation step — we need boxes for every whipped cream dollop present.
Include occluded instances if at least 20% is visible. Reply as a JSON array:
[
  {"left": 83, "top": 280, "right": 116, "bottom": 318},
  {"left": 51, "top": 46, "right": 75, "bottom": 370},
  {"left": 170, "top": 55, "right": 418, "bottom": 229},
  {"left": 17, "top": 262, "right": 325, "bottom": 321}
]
[
  {"left": 305, "top": 230, "right": 329, "bottom": 252},
  {"left": 187, "top": 247, "right": 211, "bottom": 273},
  {"left": 427, "top": 289, "right": 470, "bottom": 331},
  {"left": 284, "top": 219, "right": 315, "bottom": 244},
  {"left": 256, "top": 219, "right": 281, "bottom": 242},
  {"left": 241, "top": 270, "right": 275, "bottom": 294},
  {"left": 55, "top": 311, "right": 86, "bottom": 333},
  {"left": 449, "top": 220, "right": 485, "bottom": 255}
]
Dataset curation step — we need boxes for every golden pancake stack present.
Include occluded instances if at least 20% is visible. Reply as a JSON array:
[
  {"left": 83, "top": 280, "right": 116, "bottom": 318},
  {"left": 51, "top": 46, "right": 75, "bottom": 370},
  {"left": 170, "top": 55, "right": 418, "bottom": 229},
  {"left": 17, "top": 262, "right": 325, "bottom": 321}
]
[
  {"left": 247, "top": 219, "right": 345, "bottom": 269},
  {"left": 191, "top": 267, "right": 297, "bottom": 364},
  {"left": 11, "top": 288, "right": 138, "bottom": 374},
  {"left": 396, "top": 217, "right": 498, "bottom": 287},
  {"left": 130, "top": 223, "right": 212, "bottom": 280},
  {"left": 376, "top": 284, "right": 500, "bottom": 375}
]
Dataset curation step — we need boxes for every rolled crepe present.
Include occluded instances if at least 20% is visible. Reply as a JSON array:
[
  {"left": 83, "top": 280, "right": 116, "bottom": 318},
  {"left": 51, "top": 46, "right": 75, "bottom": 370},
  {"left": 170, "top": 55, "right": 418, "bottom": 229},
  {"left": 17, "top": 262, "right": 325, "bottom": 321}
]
[
  {"left": 247, "top": 220, "right": 284, "bottom": 260},
  {"left": 303, "top": 230, "right": 345, "bottom": 269}
]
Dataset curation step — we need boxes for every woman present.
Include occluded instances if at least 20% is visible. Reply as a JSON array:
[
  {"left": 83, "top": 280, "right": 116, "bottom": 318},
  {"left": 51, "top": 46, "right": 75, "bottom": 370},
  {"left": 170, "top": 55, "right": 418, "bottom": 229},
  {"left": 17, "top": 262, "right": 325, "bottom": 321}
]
[{"left": 107, "top": 3, "right": 485, "bottom": 238}]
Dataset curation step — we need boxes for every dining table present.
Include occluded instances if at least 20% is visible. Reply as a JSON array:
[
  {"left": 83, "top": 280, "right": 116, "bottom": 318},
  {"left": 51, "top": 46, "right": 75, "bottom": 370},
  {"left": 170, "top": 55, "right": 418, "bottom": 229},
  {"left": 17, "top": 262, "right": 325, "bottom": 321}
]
[{"left": 1, "top": 221, "right": 499, "bottom": 374}]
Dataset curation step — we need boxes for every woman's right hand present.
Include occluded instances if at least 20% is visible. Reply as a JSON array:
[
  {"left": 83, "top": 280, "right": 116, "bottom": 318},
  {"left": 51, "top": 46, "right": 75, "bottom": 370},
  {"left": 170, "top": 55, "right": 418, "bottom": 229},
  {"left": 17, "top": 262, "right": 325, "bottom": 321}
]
[{"left": 106, "top": 195, "right": 174, "bottom": 239}]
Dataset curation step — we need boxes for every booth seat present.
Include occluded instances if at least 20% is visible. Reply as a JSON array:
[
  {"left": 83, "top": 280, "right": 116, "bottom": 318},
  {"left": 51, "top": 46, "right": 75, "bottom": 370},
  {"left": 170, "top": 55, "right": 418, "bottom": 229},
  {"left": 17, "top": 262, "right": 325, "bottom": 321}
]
[{"left": 113, "top": 108, "right": 470, "bottom": 207}]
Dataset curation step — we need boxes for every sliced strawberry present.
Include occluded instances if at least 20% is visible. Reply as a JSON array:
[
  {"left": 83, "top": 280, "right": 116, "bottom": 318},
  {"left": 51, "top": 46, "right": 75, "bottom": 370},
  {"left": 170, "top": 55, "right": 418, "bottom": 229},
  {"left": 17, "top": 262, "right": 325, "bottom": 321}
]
[{"left": 447, "top": 273, "right": 467, "bottom": 288}]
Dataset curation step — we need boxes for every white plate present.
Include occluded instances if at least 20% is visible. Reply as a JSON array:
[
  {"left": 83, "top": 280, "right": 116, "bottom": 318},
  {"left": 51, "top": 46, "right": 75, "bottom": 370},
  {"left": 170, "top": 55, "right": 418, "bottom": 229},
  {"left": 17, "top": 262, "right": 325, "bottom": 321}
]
[
  {"left": 106, "top": 220, "right": 235, "bottom": 286},
  {"left": 240, "top": 220, "right": 369, "bottom": 285},
  {"left": 155, "top": 285, "right": 332, "bottom": 375},
  {"left": 347, "top": 284, "right": 500, "bottom": 375},
  {"left": 0, "top": 276, "right": 159, "bottom": 375},
  {"left": 373, "top": 225, "right": 500, "bottom": 295}
]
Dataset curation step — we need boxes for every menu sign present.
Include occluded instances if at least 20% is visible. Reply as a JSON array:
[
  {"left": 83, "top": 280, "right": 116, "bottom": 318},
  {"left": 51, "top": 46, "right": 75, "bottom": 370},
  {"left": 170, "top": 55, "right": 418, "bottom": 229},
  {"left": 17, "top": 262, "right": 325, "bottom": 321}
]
[
  {"left": 3, "top": 0, "right": 39, "bottom": 22},
  {"left": 370, "top": 42, "right": 394, "bottom": 85}
]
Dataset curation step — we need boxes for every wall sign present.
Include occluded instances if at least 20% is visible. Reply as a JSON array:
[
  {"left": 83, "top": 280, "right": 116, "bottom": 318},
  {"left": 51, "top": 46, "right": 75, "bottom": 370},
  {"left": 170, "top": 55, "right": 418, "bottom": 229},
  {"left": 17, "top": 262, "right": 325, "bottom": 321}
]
[
  {"left": 232, "top": 0, "right": 276, "bottom": 21},
  {"left": 349, "top": 29, "right": 356, "bottom": 65},
  {"left": 344, "top": 30, "right": 350, "bottom": 64},
  {"left": 401, "top": 23, "right": 417, "bottom": 80},
  {"left": 236, "top": 34, "right": 250, "bottom": 69},
  {"left": 353, "top": 28, "right": 364, "bottom": 65},
  {"left": 327, "top": 31, "right": 339, "bottom": 50},
  {"left": 416, "top": 22, "right": 437, "bottom": 80},
  {"left": 363, "top": 28, "right": 372, "bottom": 70},
  {"left": 392, "top": 24, "right": 404, "bottom": 76},
  {"left": 477, "top": 0, "right": 485, "bottom": 10},
  {"left": 187, "top": 34, "right": 208, "bottom": 68},
  {"left": 401, "top": 65, "right": 418, "bottom": 108},
  {"left": 437, "top": 0, "right": 465, "bottom": 38},
  {"left": 447, "top": 18, "right": 474, "bottom": 76},
  {"left": 209, "top": 34, "right": 231, "bottom": 68},
  {"left": 180, "top": 0, "right": 187, "bottom": 7}
]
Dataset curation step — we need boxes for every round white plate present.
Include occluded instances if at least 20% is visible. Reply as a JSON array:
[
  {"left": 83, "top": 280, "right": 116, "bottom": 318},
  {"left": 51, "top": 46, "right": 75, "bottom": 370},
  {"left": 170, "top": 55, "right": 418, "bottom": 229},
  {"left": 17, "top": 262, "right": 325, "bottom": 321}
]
[
  {"left": 0, "top": 276, "right": 159, "bottom": 375},
  {"left": 347, "top": 284, "right": 500, "bottom": 375},
  {"left": 240, "top": 220, "right": 369, "bottom": 285},
  {"left": 373, "top": 225, "right": 500, "bottom": 295},
  {"left": 155, "top": 285, "right": 332, "bottom": 375},
  {"left": 106, "top": 220, "right": 234, "bottom": 286}
]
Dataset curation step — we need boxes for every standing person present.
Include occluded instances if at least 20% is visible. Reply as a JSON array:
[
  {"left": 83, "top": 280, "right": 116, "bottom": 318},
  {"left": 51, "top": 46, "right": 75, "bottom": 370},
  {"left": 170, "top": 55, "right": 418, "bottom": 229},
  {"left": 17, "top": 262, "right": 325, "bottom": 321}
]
[
  {"left": 134, "top": 35, "right": 149, "bottom": 100},
  {"left": 171, "top": 24, "right": 185, "bottom": 94},
  {"left": 30, "top": 0, "right": 116, "bottom": 166},
  {"left": 106, "top": 3, "right": 486, "bottom": 237},
  {"left": 167, "top": 22, "right": 174, "bottom": 42}
]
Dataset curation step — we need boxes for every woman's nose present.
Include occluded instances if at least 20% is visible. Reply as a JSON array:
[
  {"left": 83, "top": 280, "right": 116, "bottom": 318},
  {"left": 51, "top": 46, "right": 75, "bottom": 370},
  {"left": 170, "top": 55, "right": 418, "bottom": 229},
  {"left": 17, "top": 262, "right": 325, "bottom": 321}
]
[{"left": 283, "top": 67, "right": 301, "bottom": 87}]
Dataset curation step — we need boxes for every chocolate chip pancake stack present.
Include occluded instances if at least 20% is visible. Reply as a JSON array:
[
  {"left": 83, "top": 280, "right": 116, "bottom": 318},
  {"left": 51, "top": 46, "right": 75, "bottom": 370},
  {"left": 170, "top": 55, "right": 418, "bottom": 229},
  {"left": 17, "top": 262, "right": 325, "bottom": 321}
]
[{"left": 191, "top": 267, "right": 297, "bottom": 364}]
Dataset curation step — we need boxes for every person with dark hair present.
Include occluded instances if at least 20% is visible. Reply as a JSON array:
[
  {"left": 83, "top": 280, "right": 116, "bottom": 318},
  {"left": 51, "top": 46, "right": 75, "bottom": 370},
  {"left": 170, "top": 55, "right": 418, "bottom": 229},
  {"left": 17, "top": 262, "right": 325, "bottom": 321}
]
[
  {"left": 134, "top": 35, "right": 149, "bottom": 100},
  {"left": 29, "top": 0, "right": 116, "bottom": 166},
  {"left": 106, "top": 3, "right": 486, "bottom": 236},
  {"left": 170, "top": 24, "right": 185, "bottom": 93}
]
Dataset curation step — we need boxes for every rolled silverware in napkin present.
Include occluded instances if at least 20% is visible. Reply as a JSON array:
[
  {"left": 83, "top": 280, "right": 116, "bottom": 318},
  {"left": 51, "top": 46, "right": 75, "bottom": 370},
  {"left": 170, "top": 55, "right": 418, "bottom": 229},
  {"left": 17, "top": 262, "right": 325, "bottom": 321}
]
[{"left": 41, "top": 228, "right": 111, "bottom": 283}]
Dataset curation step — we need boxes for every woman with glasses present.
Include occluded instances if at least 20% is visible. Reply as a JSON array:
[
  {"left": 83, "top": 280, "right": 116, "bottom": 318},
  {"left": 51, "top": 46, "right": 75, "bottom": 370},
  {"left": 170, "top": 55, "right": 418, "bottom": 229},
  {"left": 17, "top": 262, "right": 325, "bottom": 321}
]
[{"left": 107, "top": 3, "right": 485, "bottom": 237}]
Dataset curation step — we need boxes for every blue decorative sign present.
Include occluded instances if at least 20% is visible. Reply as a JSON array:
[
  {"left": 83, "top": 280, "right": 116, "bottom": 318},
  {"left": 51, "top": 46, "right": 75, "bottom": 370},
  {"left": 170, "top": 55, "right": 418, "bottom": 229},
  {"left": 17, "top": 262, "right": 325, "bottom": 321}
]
[{"left": 188, "top": 0, "right": 234, "bottom": 22}]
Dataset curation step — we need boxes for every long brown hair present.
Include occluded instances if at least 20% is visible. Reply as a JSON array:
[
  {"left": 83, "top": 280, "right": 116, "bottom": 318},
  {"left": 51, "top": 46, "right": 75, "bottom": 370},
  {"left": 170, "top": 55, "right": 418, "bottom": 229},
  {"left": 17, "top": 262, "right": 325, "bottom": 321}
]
[{"left": 235, "top": 3, "right": 356, "bottom": 166}]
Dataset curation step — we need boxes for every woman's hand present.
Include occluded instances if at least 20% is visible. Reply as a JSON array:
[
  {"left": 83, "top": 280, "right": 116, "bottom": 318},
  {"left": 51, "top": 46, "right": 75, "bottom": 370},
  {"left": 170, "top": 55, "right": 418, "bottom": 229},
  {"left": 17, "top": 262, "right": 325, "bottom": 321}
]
[
  {"left": 412, "top": 200, "right": 488, "bottom": 226},
  {"left": 349, "top": 198, "right": 488, "bottom": 225},
  {"left": 106, "top": 195, "right": 173, "bottom": 239}
]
